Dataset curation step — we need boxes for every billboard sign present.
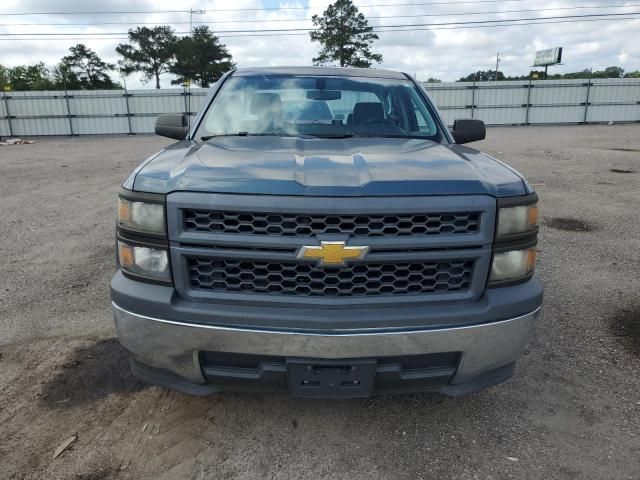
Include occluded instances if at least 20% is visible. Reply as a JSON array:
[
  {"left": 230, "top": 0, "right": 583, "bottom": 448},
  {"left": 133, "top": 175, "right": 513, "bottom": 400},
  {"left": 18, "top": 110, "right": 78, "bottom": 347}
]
[{"left": 533, "top": 47, "right": 563, "bottom": 67}]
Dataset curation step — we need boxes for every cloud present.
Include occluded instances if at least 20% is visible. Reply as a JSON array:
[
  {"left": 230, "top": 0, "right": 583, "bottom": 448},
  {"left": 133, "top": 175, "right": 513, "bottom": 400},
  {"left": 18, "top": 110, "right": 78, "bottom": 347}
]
[{"left": 1, "top": 0, "right": 639, "bottom": 87}]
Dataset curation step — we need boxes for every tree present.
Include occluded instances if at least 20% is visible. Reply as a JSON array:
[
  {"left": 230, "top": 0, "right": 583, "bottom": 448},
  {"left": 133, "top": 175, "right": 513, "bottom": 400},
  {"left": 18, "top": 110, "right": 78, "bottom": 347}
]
[
  {"left": 2, "top": 63, "right": 53, "bottom": 91},
  {"left": 58, "top": 44, "right": 119, "bottom": 89},
  {"left": 309, "top": 0, "right": 382, "bottom": 68},
  {"left": 425, "top": 77, "right": 442, "bottom": 83},
  {"left": 116, "top": 26, "right": 178, "bottom": 89},
  {"left": 457, "top": 70, "right": 505, "bottom": 82},
  {"left": 594, "top": 66, "right": 624, "bottom": 79},
  {"left": 0, "top": 64, "right": 9, "bottom": 89},
  {"left": 170, "top": 26, "right": 234, "bottom": 87},
  {"left": 624, "top": 70, "right": 640, "bottom": 78},
  {"left": 457, "top": 65, "right": 635, "bottom": 82},
  {"left": 52, "top": 62, "right": 82, "bottom": 89}
]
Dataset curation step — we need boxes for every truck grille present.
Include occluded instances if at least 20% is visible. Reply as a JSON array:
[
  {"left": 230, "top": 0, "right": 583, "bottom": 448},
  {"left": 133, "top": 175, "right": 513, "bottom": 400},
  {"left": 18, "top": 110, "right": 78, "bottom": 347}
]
[
  {"left": 183, "top": 210, "right": 480, "bottom": 238},
  {"left": 187, "top": 257, "right": 474, "bottom": 297}
]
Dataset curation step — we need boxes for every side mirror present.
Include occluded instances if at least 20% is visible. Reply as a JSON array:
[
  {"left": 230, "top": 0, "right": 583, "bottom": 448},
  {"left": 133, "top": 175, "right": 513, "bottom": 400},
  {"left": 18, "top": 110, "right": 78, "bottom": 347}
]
[
  {"left": 155, "top": 114, "right": 189, "bottom": 140},
  {"left": 452, "top": 119, "right": 486, "bottom": 144}
]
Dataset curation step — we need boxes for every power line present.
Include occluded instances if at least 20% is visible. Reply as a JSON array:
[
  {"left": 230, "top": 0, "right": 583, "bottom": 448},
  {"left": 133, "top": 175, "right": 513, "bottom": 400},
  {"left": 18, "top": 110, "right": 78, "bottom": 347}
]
[
  {"left": 377, "top": 15, "right": 640, "bottom": 32},
  {"left": 1, "top": 4, "right": 638, "bottom": 27},
  {"left": 1, "top": 12, "right": 638, "bottom": 36},
  {"left": 0, "top": 9, "right": 189, "bottom": 17},
  {"left": 0, "top": 15, "right": 638, "bottom": 40},
  {"left": 0, "top": 0, "right": 532, "bottom": 16},
  {"left": 218, "top": 15, "right": 640, "bottom": 37}
]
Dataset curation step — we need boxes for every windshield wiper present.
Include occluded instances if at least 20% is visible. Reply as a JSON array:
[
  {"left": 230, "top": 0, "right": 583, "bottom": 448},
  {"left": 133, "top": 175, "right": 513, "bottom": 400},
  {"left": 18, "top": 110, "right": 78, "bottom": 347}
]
[
  {"left": 310, "top": 132, "right": 354, "bottom": 139},
  {"left": 201, "top": 132, "right": 315, "bottom": 141},
  {"left": 201, "top": 132, "right": 262, "bottom": 140},
  {"left": 350, "top": 134, "right": 431, "bottom": 140}
]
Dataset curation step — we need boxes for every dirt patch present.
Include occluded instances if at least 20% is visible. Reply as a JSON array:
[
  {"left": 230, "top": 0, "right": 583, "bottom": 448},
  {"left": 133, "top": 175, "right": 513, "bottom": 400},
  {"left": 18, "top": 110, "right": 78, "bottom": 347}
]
[
  {"left": 610, "top": 147, "right": 640, "bottom": 152},
  {"left": 609, "top": 168, "right": 637, "bottom": 174},
  {"left": 74, "top": 467, "right": 118, "bottom": 480},
  {"left": 41, "top": 338, "right": 145, "bottom": 407},
  {"left": 610, "top": 307, "right": 640, "bottom": 356},
  {"left": 545, "top": 217, "right": 594, "bottom": 232}
]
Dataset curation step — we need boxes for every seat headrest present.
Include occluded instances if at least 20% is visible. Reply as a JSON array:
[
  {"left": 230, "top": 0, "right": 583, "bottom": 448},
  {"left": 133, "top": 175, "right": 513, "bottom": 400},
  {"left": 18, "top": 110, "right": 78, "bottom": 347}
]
[
  {"left": 250, "top": 93, "right": 282, "bottom": 115},
  {"left": 352, "top": 102, "right": 384, "bottom": 125}
]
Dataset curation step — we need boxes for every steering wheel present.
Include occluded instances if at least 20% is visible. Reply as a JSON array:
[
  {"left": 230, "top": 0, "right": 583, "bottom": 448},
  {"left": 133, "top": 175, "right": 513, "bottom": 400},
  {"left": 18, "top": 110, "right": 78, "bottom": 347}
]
[
  {"left": 359, "top": 118, "right": 407, "bottom": 135},
  {"left": 362, "top": 118, "right": 396, "bottom": 126}
]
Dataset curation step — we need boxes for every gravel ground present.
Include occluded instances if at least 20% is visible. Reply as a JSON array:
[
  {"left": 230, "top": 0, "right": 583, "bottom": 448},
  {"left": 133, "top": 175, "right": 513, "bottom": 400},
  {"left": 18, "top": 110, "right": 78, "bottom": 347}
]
[{"left": 0, "top": 125, "right": 639, "bottom": 480}]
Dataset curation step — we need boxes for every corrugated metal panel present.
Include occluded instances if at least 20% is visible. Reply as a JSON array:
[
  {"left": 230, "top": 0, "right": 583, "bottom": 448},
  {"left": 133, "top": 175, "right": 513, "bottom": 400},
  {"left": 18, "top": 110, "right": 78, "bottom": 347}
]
[
  {"left": 528, "top": 79, "right": 596, "bottom": 123},
  {"left": 70, "top": 91, "right": 127, "bottom": 116},
  {"left": 0, "top": 95, "right": 7, "bottom": 118},
  {"left": 130, "top": 116, "right": 157, "bottom": 134},
  {"left": 528, "top": 106, "right": 584, "bottom": 124},
  {"left": 129, "top": 89, "right": 185, "bottom": 115},
  {"left": 530, "top": 81, "right": 588, "bottom": 106},
  {"left": 8, "top": 91, "right": 68, "bottom": 117},
  {"left": 0, "top": 94, "right": 9, "bottom": 136},
  {"left": 72, "top": 117, "right": 129, "bottom": 135},
  {"left": 476, "top": 81, "right": 528, "bottom": 107},
  {"left": 476, "top": 107, "right": 525, "bottom": 125},
  {"left": 425, "top": 83, "right": 472, "bottom": 109},
  {"left": 11, "top": 118, "right": 70, "bottom": 136},
  {"left": 587, "top": 104, "right": 640, "bottom": 123},
  {"left": 0, "top": 121, "right": 9, "bottom": 137},
  {"left": 590, "top": 79, "right": 640, "bottom": 104}
]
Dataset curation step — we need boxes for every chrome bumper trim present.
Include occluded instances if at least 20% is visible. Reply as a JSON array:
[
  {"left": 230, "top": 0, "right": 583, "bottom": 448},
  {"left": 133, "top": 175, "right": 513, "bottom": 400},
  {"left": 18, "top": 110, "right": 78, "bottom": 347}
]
[{"left": 113, "top": 302, "right": 541, "bottom": 385}]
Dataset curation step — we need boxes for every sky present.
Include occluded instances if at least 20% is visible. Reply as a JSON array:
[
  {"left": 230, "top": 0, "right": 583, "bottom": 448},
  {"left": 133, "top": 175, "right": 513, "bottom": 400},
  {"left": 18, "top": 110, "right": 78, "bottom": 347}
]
[{"left": 1, "top": 0, "right": 639, "bottom": 87}]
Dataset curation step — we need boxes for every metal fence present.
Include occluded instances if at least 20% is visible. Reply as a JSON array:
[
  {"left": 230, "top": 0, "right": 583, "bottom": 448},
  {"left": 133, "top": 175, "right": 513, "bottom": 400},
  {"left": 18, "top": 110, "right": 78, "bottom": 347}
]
[
  {"left": 427, "top": 78, "right": 640, "bottom": 126},
  {"left": 1, "top": 78, "right": 639, "bottom": 137},
  {"left": 0, "top": 88, "right": 209, "bottom": 137}
]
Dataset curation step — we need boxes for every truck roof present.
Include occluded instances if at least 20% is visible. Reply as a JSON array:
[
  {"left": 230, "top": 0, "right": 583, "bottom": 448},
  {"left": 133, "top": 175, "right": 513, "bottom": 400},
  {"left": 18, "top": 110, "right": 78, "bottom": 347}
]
[{"left": 232, "top": 66, "right": 409, "bottom": 80}]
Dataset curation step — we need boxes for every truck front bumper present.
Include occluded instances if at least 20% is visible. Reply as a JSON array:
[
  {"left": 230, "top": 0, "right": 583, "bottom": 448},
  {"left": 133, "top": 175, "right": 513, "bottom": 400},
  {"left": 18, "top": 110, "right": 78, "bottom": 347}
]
[{"left": 112, "top": 296, "right": 541, "bottom": 397}]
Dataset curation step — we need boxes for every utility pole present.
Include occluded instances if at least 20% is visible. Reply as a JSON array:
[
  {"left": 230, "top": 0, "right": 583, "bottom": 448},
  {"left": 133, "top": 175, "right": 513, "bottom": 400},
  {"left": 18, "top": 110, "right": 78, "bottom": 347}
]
[
  {"left": 494, "top": 52, "right": 500, "bottom": 81},
  {"left": 189, "top": 9, "right": 205, "bottom": 37}
]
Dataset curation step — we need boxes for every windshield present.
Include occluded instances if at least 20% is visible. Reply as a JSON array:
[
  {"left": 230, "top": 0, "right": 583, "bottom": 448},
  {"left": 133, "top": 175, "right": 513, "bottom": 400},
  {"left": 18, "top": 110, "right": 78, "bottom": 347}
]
[{"left": 196, "top": 75, "right": 443, "bottom": 141}]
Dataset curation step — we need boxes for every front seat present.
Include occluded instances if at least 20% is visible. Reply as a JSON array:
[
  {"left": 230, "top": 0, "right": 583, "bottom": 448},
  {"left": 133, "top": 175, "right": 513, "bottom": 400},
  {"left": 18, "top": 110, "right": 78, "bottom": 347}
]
[
  {"left": 352, "top": 102, "right": 384, "bottom": 125},
  {"left": 249, "top": 92, "right": 283, "bottom": 132}
]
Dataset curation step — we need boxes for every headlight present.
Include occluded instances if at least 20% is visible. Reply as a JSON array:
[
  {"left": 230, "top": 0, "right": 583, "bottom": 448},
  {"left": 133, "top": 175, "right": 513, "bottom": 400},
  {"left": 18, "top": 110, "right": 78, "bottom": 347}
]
[
  {"left": 491, "top": 193, "right": 539, "bottom": 286},
  {"left": 496, "top": 204, "right": 538, "bottom": 238},
  {"left": 118, "top": 241, "right": 170, "bottom": 282},
  {"left": 116, "top": 190, "right": 169, "bottom": 284},
  {"left": 490, "top": 248, "right": 536, "bottom": 283},
  {"left": 118, "top": 197, "right": 165, "bottom": 235}
]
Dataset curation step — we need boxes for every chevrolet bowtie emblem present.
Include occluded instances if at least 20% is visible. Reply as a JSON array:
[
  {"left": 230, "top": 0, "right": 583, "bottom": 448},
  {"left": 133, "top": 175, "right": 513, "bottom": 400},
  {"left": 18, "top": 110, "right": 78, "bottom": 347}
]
[{"left": 297, "top": 241, "right": 369, "bottom": 266}]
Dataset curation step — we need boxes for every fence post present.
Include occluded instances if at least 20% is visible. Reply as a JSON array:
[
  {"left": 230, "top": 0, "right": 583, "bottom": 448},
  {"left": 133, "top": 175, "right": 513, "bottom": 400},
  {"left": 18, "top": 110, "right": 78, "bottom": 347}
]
[
  {"left": 62, "top": 74, "right": 75, "bottom": 136},
  {"left": 183, "top": 84, "right": 190, "bottom": 127},
  {"left": 123, "top": 84, "right": 134, "bottom": 135},
  {"left": 2, "top": 90, "right": 13, "bottom": 138},
  {"left": 583, "top": 68, "right": 592, "bottom": 124},
  {"left": 525, "top": 76, "right": 533, "bottom": 125},
  {"left": 471, "top": 80, "right": 476, "bottom": 118},
  {"left": 183, "top": 85, "right": 186, "bottom": 117}
]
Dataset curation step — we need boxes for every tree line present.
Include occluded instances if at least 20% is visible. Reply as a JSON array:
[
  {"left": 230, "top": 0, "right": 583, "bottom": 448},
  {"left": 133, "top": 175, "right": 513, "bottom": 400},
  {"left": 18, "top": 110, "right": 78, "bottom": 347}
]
[
  {"left": 0, "top": 25, "right": 234, "bottom": 91},
  {"left": 1, "top": 0, "right": 639, "bottom": 91},
  {"left": 455, "top": 66, "right": 640, "bottom": 82}
]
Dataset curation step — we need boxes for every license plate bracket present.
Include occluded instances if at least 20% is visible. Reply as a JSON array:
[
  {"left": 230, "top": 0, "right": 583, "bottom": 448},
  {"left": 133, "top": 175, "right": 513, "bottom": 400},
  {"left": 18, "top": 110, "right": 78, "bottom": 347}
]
[{"left": 287, "top": 359, "right": 376, "bottom": 398}]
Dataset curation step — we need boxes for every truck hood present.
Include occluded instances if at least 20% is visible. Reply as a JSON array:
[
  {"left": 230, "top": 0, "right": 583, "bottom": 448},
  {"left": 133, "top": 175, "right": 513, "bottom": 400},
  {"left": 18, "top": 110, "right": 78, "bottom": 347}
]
[{"left": 132, "top": 136, "right": 527, "bottom": 197}]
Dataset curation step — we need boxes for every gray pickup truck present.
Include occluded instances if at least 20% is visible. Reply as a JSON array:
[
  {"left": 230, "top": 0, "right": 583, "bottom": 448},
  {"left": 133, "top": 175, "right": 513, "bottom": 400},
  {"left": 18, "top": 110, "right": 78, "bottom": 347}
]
[{"left": 111, "top": 66, "right": 542, "bottom": 398}]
